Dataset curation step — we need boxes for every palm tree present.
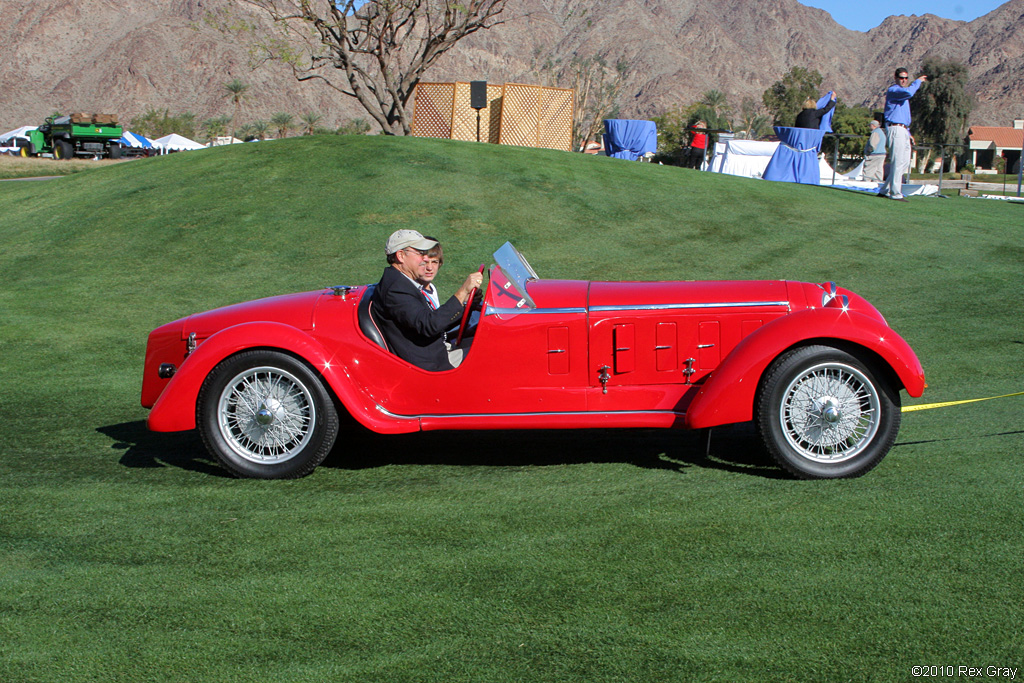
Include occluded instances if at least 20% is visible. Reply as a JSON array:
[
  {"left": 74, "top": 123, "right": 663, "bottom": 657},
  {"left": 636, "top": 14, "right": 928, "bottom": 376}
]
[
  {"left": 223, "top": 79, "right": 250, "bottom": 129},
  {"left": 270, "top": 112, "right": 294, "bottom": 139},
  {"left": 250, "top": 120, "right": 270, "bottom": 141},
  {"left": 300, "top": 112, "right": 322, "bottom": 135},
  {"left": 700, "top": 90, "right": 730, "bottom": 119},
  {"left": 202, "top": 115, "right": 232, "bottom": 143}
]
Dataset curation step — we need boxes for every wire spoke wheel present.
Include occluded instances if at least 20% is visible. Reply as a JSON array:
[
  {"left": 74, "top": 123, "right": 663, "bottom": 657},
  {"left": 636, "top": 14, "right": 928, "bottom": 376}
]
[
  {"left": 779, "top": 362, "right": 879, "bottom": 462},
  {"left": 218, "top": 366, "right": 316, "bottom": 464},
  {"left": 755, "top": 345, "right": 900, "bottom": 479},
  {"left": 198, "top": 350, "right": 339, "bottom": 478}
]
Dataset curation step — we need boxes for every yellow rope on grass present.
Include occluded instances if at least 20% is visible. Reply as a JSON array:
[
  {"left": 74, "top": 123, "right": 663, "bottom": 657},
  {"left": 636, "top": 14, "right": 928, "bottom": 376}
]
[{"left": 902, "top": 391, "right": 1024, "bottom": 413}]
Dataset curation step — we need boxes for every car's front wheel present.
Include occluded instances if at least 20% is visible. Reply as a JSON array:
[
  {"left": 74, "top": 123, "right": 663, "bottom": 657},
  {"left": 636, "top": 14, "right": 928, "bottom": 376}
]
[
  {"left": 198, "top": 350, "right": 339, "bottom": 478},
  {"left": 754, "top": 345, "right": 901, "bottom": 479}
]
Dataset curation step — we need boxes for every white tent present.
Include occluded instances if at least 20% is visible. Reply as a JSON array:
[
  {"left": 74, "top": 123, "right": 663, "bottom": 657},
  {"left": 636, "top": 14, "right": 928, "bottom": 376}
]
[
  {"left": 0, "top": 125, "right": 37, "bottom": 152},
  {"left": 1, "top": 125, "right": 36, "bottom": 143},
  {"left": 152, "top": 133, "right": 205, "bottom": 152}
]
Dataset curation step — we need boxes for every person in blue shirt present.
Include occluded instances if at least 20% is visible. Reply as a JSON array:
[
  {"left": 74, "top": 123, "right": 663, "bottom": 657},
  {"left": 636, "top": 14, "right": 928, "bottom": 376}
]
[
  {"left": 878, "top": 67, "right": 928, "bottom": 201},
  {"left": 863, "top": 117, "right": 887, "bottom": 182}
]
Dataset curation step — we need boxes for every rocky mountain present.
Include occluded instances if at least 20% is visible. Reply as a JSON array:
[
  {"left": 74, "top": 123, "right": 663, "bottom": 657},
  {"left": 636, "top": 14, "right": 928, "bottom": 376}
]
[{"left": 1, "top": 0, "right": 1022, "bottom": 134}]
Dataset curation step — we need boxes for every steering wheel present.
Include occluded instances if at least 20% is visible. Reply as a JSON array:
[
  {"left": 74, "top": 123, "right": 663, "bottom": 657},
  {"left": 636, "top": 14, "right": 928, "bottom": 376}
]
[{"left": 455, "top": 264, "right": 486, "bottom": 346}]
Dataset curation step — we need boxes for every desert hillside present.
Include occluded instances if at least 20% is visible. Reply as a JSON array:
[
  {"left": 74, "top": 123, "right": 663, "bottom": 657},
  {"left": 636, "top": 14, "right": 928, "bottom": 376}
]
[{"left": 1, "top": 0, "right": 1021, "bottom": 133}]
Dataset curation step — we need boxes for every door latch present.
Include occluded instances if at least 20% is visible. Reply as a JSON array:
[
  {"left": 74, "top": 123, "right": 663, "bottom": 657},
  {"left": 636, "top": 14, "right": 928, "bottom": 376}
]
[
  {"left": 598, "top": 365, "right": 611, "bottom": 394},
  {"left": 683, "top": 357, "right": 696, "bottom": 383}
]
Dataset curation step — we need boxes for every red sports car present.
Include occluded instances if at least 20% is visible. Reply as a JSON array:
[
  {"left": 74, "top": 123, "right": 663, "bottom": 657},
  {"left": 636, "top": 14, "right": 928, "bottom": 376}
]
[{"left": 141, "top": 242, "right": 925, "bottom": 479}]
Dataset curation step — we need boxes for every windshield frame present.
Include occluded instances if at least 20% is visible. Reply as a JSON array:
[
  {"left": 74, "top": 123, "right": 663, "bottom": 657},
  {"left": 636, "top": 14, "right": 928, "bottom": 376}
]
[{"left": 488, "top": 241, "right": 538, "bottom": 312}]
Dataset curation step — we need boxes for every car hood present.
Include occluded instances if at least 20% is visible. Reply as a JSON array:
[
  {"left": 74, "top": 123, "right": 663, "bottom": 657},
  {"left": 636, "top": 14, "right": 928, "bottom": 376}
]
[
  {"left": 182, "top": 290, "right": 323, "bottom": 340},
  {"left": 586, "top": 280, "right": 792, "bottom": 310}
]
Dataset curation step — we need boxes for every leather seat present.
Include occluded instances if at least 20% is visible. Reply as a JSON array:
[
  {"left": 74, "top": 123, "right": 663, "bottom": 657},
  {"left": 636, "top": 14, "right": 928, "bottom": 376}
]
[{"left": 357, "top": 284, "right": 389, "bottom": 351}]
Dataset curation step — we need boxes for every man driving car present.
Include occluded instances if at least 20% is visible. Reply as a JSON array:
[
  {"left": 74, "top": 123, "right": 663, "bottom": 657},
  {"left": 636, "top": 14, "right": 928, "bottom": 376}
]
[{"left": 371, "top": 230, "right": 483, "bottom": 371}]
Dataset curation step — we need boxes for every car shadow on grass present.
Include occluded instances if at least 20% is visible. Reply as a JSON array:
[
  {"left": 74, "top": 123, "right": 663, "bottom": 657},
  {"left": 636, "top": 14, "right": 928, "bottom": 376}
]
[
  {"left": 321, "top": 419, "right": 784, "bottom": 479},
  {"left": 98, "top": 421, "right": 230, "bottom": 478},
  {"left": 97, "top": 419, "right": 784, "bottom": 479}
]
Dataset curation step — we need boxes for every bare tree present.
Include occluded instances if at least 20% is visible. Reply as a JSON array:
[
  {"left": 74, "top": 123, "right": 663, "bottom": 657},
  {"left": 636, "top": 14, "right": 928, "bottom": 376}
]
[
  {"left": 234, "top": 0, "right": 507, "bottom": 135},
  {"left": 570, "top": 57, "right": 626, "bottom": 150}
]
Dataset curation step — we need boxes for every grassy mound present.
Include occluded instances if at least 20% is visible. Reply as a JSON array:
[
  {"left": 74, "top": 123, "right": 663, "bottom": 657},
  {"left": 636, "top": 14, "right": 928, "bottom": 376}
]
[{"left": 1, "top": 136, "right": 1022, "bottom": 681}]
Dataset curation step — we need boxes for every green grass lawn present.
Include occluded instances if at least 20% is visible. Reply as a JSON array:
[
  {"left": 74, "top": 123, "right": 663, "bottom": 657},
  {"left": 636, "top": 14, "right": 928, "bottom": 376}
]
[{"left": 1, "top": 136, "right": 1022, "bottom": 682}]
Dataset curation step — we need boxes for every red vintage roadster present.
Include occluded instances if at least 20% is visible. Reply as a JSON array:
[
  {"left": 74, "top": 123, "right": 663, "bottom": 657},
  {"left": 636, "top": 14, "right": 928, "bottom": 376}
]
[{"left": 141, "top": 242, "right": 925, "bottom": 479}]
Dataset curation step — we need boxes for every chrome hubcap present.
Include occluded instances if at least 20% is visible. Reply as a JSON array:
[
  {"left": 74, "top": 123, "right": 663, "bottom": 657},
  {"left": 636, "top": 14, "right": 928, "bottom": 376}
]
[{"left": 820, "top": 398, "right": 842, "bottom": 424}]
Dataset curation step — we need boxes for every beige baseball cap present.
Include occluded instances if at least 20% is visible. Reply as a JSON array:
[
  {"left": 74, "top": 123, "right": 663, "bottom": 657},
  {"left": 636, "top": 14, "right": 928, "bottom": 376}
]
[{"left": 385, "top": 229, "right": 438, "bottom": 255}]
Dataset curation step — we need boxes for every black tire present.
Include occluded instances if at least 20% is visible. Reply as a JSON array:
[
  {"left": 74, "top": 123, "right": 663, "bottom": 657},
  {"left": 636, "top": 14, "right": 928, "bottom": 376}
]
[
  {"left": 108, "top": 143, "right": 122, "bottom": 159},
  {"left": 197, "top": 350, "right": 339, "bottom": 478},
  {"left": 53, "top": 140, "right": 73, "bottom": 160},
  {"left": 754, "top": 345, "right": 901, "bottom": 479}
]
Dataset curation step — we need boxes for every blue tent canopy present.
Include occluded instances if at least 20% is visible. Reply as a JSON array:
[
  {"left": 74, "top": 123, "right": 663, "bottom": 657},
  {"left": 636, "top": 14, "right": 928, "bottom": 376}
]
[
  {"left": 119, "top": 131, "right": 153, "bottom": 149},
  {"left": 603, "top": 119, "right": 657, "bottom": 160}
]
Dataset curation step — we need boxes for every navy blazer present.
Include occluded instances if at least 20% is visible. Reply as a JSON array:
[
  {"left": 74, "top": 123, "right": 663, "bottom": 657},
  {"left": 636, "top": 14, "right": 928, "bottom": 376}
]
[{"left": 370, "top": 267, "right": 465, "bottom": 371}]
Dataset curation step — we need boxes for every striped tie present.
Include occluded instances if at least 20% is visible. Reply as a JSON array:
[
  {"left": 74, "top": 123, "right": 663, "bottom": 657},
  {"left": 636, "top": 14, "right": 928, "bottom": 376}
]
[{"left": 421, "top": 285, "right": 436, "bottom": 309}]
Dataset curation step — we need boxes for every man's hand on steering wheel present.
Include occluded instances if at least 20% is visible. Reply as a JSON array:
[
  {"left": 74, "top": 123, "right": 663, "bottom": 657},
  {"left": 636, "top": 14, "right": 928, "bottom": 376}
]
[
  {"left": 455, "top": 270, "right": 484, "bottom": 305},
  {"left": 455, "top": 265, "right": 486, "bottom": 346}
]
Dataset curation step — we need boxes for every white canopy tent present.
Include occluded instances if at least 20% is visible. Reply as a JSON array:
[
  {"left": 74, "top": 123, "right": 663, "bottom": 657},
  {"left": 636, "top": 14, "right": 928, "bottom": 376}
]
[
  {"left": 152, "top": 133, "right": 205, "bottom": 152},
  {"left": 0, "top": 125, "right": 37, "bottom": 153},
  {"left": 0, "top": 125, "right": 36, "bottom": 144}
]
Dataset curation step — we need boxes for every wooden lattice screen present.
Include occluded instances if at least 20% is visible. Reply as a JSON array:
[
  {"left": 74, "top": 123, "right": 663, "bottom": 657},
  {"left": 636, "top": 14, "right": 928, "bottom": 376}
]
[
  {"left": 410, "top": 83, "right": 455, "bottom": 139},
  {"left": 451, "top": 82, "right": 503, "bottom": 143},
  {"left": 412, "top": 82, "right": 573, "bottom": 152},
  {"left": 498, "top": 84, "right": 574, "bottom": 152},
  {"left": 537, "top": 87, "right": 574, "bottom": 151}
]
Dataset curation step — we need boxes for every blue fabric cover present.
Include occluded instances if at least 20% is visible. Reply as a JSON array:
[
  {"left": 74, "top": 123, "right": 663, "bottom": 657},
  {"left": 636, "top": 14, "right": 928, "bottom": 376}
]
[
  {"left": 763, "top": 127, "right": 825, "bottom": 185},
  {"left": 816, "top": 92, "right": 835, "bottom": 133},
  {"left": 603, "top": 119, "right": 657, "bottom": 160}
]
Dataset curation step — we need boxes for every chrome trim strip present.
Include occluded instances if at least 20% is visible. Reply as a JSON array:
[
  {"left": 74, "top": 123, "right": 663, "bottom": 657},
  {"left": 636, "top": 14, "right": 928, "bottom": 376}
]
[
  {"left": 486, "top": 307, "right": 587, "bottom": 316},
  {"left": 486, "top": 301, "right": 789, "bottom": 316},
  {"left": 376, "top": 405, "right": 686, "bottom": 420},
  {"left": 590, "top": 301, "right": 789, "bottom": 312}
]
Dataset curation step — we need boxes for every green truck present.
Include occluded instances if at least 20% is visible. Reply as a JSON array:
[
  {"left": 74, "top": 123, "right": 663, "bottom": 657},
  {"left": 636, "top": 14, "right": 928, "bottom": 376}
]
[{"left": 22, "top": 113, "right": 124, "bottom": 159}]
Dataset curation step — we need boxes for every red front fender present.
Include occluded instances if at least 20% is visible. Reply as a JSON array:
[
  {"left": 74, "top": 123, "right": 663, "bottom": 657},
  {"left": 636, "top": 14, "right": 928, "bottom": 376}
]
[
  {"left": 685, "top": 309, "right": 925, "bottom": 429},
  {"left": 146, "top": 321, "right": 417, "bottom": 434}
]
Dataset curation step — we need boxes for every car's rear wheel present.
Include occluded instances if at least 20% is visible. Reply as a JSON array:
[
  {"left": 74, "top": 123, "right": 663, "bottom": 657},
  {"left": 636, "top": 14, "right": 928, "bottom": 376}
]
[
  {"left": 198, "top": 350, "right": 338, "bottom": 478},
  {"left": 754, "top": 345, "right": 900, "bottom": 479}
]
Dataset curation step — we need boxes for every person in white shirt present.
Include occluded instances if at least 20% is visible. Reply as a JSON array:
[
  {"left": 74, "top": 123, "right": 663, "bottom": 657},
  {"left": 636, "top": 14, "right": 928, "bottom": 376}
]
[{"left": 416, "top": 236, "right": 443, "bottom": 310}]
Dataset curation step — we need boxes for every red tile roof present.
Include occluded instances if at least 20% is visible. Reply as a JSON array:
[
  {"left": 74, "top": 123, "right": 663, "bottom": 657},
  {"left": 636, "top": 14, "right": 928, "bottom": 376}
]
[{"left": 968, "top": 126, "right": 1024, "bottom": 148}]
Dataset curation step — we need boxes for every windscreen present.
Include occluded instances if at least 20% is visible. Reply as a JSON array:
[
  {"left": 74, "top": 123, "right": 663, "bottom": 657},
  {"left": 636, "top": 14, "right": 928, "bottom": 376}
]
[{"left": 487, "top": 242, "right": 538, "bottom": 314}]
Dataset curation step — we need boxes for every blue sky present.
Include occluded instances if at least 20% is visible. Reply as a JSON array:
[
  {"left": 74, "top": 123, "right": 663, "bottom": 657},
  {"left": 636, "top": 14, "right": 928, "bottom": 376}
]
[{"left": 798, "top": 0, "right": 1006, "bottom": 32}]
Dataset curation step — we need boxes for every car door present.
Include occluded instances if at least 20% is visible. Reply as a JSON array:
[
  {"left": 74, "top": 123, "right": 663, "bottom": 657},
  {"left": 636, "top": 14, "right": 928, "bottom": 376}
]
[{"left": 586, "top": 281, "right": 791, "bottom": 412}]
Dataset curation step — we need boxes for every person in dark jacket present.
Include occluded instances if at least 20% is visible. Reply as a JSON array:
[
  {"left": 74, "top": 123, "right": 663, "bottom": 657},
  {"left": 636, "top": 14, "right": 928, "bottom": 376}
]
[
  {"left": 794, "top": 92, "right": 836, "bottom": 129},
  {"left": 370, "top": 230, "right": 483, "bottom": 371}
]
